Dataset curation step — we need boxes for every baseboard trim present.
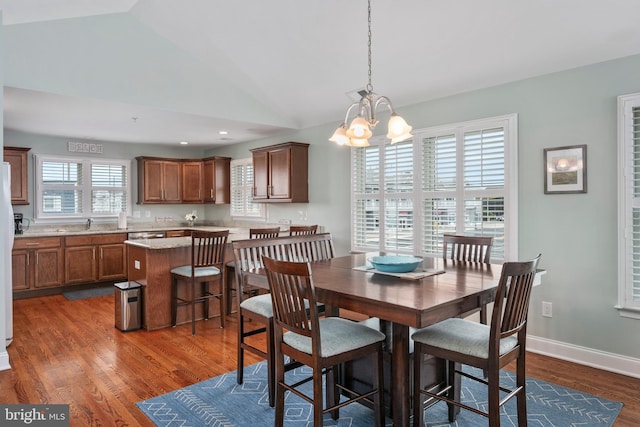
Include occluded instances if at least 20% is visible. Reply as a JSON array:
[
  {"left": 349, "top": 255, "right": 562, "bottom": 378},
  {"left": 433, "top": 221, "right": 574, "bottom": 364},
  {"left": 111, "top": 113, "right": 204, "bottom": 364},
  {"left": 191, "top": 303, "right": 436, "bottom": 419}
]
[
  {"left": 527, "top": 335, "right": 640, "bottom": 379},
  {"left": 0, "top": 350, "right": 11, "bottom": 371}
]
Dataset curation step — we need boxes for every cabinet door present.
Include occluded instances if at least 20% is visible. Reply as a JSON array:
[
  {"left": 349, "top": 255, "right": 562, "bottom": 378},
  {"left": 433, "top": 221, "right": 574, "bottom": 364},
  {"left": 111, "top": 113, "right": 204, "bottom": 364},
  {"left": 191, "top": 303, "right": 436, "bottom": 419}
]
[
  {"left": 182, "top": 161, "right": 204, "bottom": 203},
  {"left": 65, "top": 246, "right": 96, "bottom": 284},
  {"left": 11, "top": 250, "right": 30, "bottom": 291},
  {"left": 163, "top": 161, "right": 182, "bottom": 202},
  {"left": 252, "top": 150, "right": 269, "bottom": 200},
  {"left": 98, "top": 243, "right": 127, "bottom": 281},
  {"left": 203, "top": 159, "right": 216, "bottom": 203},
  {"left": 3, "top": 147, "right": 30, "bottom": 205},
  {"left": 142, "top": 160, "right": 165, "bottom": 202},
  {"left": 268, "top": 147, "right": 292, "bottom": 199},
  {"left": 34, "top": 248, "right": 64, "bottom": 288}
]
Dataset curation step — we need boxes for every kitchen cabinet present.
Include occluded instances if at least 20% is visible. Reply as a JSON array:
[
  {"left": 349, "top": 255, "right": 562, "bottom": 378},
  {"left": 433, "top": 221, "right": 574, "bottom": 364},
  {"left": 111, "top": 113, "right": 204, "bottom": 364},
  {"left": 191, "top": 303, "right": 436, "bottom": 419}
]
[
  {"left": 182, "top": 161, "right": 204, "bottom": 203},
  {"left": 203, "top": 156, "right": 231, "bottom": 204},
  {"left": 3, "top": 146, "right": 31, "bottom": 205},
  {"left": 64, "top": 233, "right": 127, "bottom": 284},
  {"left": 12, "top": 237, "right": 64, "bottom": 291},
  {"left": 250, "top": 142, "right": 309, "bottom": 203},
  {"left": 137, "top": 157, "right": 182, "bottom": 204}
]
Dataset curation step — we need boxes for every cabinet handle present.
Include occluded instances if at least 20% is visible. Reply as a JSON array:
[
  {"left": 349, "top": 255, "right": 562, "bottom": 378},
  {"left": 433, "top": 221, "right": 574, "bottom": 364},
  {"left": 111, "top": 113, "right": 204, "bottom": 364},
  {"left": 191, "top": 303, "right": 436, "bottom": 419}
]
[
  {"left": 100, "top": 248, "right": 103, "bottom": 259},
  {"left": 26, "top": 253, "right": 30, "bottom": 266},
  {"left": 36, "top": 253, "right": 39, "bottom": 265},
  {"left": 210, "top": 189, "right": 214, "bottom": 198},
  {"left": 93, "top": 248, "right": 96, "bottom": 260}
]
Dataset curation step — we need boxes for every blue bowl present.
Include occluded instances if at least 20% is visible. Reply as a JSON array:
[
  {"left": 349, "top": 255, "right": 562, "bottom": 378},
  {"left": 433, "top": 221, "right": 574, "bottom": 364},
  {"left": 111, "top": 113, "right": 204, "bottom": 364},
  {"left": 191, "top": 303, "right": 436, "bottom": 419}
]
[{"left": 368, "top": 255, "right": 422, "bottom": 273}]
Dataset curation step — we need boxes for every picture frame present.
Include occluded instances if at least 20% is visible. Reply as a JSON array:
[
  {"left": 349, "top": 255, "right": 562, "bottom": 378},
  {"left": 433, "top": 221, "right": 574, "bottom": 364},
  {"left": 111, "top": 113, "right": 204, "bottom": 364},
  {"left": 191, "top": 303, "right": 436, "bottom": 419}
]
[{"left": 543, "top": 144, "right": 587, "bottom": 194}]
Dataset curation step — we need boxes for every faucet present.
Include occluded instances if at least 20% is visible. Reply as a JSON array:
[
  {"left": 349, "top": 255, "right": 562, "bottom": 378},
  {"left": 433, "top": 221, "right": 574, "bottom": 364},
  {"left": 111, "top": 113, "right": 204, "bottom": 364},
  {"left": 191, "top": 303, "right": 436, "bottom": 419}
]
[{"left": 86, "top": 218, "right": 93, "bottom": 230}]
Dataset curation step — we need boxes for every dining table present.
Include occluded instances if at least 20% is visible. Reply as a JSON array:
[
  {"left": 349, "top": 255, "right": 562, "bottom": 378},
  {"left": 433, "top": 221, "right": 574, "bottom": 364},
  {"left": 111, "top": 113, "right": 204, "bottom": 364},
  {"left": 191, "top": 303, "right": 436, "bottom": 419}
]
[{"left": 243, "top": 251, "right": 505, "bottom": 426}]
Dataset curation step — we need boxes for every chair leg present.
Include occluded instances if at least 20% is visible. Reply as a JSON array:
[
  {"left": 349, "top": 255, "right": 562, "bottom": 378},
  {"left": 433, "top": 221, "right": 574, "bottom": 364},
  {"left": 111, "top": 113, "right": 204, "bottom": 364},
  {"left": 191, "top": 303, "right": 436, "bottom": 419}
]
[
  {"left": 313, "top": 364, "right": 324, "bottom": 426},
  {"left": 412, "top": 343, "right": 424, "bottom": 427},
  {"left": 448, "top": 360, "right": 458, "bottom": 422},
  {"left": 516, "top": 353, "right": 528, "bottom": 426},
  {"left": 274, "top": 344, "right": 286, "bottom": 427},
  {"left": 266, "top": 318, "right": 275, "bottom": 407},
  {"left": 191, "top": 280, "right": 196, "bottom": 335},
  {"left": 487, "top": 365, "right": 501, "bottom": 427},
  {"left": 225, "top": 264, "right": 235, "bottom": 315},
  {"left": 374, "top": 345, "right": 385, "bottom": 427},
  {"left": 219, "top": 272, "right": 225, "bottom": 328},
  {"left": 171, "top": 276, "right": 178, "bottom": 327},
  {"left": 327, "top": 365, "right": 339, "bottom": 420},
  {"left": 202, "top": 282, "right": 210, "bottom": 320},
  {"left": 237, "top": 313, "right": 245, "bottom": 385}
]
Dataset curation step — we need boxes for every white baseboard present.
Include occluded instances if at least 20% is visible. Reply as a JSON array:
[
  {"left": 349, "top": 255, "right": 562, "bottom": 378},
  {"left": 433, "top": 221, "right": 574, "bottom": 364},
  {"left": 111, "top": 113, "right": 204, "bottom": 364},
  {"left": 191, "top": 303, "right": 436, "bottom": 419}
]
[
  {"left": 527, "top": 335, "right": 640, "bottom": 379},
  {"left": 0, "top": 350, "right": 10, "bottom": 371}
]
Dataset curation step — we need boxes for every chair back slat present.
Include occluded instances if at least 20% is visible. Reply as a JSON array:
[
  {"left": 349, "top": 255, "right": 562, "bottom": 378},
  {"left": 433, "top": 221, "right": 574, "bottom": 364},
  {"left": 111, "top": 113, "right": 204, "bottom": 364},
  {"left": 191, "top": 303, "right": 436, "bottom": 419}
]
[
  {"left": 262, "top": 256, "right": 319, "bottom": 342},
  {"left": 191, "top": 230, "right": 228, "bottom": 270},
  {"left": 250, "top": 227, "right": 281, "bottom": 239},
  {"left": 490, "top": 255, "right": 541, "bottom": 343},
  {"left": 442, "top": 234, "right": 493, "bottom": 263},
  {"left": 289, "top": 225, "right": 318, "bottom": 236}
]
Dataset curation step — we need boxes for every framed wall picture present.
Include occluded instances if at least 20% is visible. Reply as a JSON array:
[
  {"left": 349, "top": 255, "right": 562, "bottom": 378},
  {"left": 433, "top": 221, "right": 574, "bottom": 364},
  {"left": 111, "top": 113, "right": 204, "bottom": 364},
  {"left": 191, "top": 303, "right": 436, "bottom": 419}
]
[{"left": 543, "top": 144, "right": 587, "bottom": 194}]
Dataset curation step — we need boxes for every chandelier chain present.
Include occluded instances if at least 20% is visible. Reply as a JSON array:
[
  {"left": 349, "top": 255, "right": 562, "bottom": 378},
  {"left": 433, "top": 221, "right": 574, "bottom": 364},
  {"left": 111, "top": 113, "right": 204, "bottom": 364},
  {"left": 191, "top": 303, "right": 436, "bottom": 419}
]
[{"left": 367, "top": 0, "right": 373, "bottom": 92}]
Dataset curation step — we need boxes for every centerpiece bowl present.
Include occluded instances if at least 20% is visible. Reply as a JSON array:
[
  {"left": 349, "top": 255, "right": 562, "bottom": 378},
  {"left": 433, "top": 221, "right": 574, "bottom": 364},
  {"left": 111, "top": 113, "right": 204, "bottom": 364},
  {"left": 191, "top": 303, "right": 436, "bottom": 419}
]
[{"left": 368, "top": 255, "right": 423, "bottom": 273}]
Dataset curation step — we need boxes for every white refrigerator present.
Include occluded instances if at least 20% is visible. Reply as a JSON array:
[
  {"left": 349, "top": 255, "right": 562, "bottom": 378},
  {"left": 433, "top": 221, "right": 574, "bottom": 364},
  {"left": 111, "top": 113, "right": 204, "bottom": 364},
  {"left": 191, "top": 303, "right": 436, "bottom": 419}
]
[{"left": 2, "top": 162, "right": 14, "bottom": 348}]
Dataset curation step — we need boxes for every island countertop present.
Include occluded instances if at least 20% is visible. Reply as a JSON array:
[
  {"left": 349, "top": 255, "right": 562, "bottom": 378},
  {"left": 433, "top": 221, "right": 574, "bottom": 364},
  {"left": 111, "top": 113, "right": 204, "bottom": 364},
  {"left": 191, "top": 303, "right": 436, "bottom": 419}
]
[{"left": 124, "top": 229, "right": 251, "bottom": 249}]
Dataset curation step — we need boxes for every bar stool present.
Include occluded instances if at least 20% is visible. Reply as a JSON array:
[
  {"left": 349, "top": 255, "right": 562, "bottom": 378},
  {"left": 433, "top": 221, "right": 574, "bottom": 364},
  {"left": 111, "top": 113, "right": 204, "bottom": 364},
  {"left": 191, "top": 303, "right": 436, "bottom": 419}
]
[{"left": 170, "top": 230, "right": 229, "bottom": 335}]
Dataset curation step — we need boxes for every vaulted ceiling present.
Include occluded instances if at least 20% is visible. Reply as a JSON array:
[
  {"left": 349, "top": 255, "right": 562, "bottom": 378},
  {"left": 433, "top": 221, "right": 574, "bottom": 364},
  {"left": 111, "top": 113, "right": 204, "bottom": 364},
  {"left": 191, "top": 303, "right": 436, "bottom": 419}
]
[{"left": 3, "top": 0, "right": 640, "bottom": 146}]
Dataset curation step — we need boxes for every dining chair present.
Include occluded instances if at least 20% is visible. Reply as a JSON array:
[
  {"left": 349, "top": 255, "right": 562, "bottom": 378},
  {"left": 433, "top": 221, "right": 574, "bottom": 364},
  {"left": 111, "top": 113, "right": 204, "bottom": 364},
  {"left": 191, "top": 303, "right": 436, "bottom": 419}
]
[
  {"left": 289, "top": 224, "right": 318, "bottom": 236},
  {"left": 233, "top": 233, "right": 334, "bottom": 407},
  {"left": 411, "top": 254, "right": 541, "bottom": 427},
  {"left": 443, "top": 234, "right": 493, "bottom": 323},
  {"left": 225, "top": 226, "right": 281, "bottom": 314},
  {"left": 262, "top": 255, "right": 386, "bottom": 427},
  {"left": 170, "top": 230, "right": 229, "bottom": 335}
]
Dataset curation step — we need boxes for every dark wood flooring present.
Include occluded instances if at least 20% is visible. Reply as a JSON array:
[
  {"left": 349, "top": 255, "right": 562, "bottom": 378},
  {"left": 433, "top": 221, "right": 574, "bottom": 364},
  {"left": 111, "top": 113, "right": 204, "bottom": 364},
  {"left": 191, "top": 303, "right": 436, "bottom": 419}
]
[{"left": 0, "top": 293, "right": 638, "bottom": 426}]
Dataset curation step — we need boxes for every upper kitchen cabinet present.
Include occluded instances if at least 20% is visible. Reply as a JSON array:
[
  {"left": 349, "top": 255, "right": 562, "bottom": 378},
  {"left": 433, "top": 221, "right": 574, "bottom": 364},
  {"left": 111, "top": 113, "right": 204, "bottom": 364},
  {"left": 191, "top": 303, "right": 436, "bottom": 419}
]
[
  {"left": 181, "top": 160, "right": 204, "bottom": 203},
  {"left": 250, "top": 142, "right": 309, "bottom": 203},
  {"left": 137, "top": 157, "right": 182, "bottom": 204},
  {"left": 203, "top": 156, "right": 231, "bottom": 204},
  {"left": 3, "top": 146, "right": 31, "bottom": 205}
]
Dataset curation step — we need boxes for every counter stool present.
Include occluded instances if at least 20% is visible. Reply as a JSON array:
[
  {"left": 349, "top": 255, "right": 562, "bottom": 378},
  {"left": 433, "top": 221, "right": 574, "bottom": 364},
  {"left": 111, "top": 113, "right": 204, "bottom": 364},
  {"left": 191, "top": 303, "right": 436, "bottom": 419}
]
[{"left": 171, "top": 230, "right": 229, "bottom": 335}]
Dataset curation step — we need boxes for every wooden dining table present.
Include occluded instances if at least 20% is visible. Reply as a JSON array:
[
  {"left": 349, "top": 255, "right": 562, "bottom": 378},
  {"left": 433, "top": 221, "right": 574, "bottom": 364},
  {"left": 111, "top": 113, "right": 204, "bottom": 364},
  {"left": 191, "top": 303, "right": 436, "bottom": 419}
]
[{"left": 244, "top": 252, "right": 503, "bottom": 426}]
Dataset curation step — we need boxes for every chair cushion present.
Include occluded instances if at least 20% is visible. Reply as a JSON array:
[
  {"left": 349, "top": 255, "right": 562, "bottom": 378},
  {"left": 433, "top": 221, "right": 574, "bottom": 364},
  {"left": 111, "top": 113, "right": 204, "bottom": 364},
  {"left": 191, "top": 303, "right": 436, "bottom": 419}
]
[
  {"left": 170, "top": 265, "right": 221, "bottom": 278},
  {"left": 411, "top": 318, "right": 518, "bottom": 360},
  {"left": 284, "top": 317, "right": 386, "bottom": 358},
  {"left": 240, "top": 293, "right": 273, "bottom": 318}
]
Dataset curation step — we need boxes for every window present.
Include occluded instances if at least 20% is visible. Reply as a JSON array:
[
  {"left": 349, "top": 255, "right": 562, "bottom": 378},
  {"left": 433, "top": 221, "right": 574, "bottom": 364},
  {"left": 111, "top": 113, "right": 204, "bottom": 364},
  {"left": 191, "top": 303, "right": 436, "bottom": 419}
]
[
  {"left": 617, "top": 93, "right": 640, "bottom": 318},
  {"left": 230, "top": 158, "right": 266, "bottom": 220},
  {"left": 351, "top": 114, "right": 518, "bottom": 261},
  {"left": 35, "top": 155, "right": 130, "bottom": 220}
]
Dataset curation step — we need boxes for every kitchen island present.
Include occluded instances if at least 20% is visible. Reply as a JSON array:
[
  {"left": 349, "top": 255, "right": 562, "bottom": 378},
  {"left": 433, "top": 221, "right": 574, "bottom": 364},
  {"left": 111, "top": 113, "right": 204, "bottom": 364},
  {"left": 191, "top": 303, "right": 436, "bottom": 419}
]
[{"left": 125, "top": 230, "right": 249, "bottom": 330}]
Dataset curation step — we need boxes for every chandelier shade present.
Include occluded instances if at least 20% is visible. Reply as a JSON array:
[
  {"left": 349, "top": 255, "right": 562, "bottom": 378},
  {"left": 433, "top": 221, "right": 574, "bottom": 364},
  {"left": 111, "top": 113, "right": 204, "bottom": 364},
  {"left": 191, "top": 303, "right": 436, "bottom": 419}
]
[{"left": 330, "top": 0, "right": 412, "bottom": 148}]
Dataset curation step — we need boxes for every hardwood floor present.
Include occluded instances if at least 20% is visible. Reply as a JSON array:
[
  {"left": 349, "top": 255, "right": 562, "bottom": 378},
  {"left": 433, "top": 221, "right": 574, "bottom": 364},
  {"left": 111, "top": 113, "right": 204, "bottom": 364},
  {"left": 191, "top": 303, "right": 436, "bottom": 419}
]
[{"left": 1, "top": 292, "right": 639, "bottom": 426}]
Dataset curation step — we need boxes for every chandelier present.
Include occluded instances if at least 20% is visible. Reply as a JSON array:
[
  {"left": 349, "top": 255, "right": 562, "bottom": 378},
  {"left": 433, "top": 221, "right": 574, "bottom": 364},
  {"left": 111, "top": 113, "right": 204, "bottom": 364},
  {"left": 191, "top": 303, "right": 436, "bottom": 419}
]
[{"left": 329, "top": 0, "right": 412, "bottom": 147}]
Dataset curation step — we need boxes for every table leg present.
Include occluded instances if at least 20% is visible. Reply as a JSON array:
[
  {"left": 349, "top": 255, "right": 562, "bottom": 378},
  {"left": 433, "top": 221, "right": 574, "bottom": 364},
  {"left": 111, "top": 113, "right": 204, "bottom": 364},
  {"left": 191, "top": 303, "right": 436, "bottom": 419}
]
[{"left": 391, "top": 322, "right": 410, "bottom": 427}]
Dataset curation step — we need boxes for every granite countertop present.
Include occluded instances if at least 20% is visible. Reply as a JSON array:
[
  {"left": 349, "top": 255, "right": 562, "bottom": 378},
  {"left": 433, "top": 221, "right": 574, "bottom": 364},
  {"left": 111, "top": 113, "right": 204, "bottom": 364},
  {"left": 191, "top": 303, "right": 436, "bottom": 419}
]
[
  {"left": 16, "top": 225, "right": 249, "bottom": 239},
  {"left": 124, "top": 231, "right": 252, "bottom": 249}
]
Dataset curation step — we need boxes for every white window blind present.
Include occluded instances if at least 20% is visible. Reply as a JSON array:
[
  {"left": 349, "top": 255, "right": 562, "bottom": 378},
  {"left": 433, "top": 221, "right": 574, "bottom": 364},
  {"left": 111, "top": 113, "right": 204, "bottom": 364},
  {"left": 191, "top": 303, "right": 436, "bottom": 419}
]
[
  {"left": 617, "top": 93, "right": 640, "bottom": 318},
  {"left": 351, "top": 114, "right": 517, "bottom": 261},
  {"left": 230, "top": 158, "right": 265, "bottom": 219},
  {"left": 36, "top": 155, "right": 130, "bottom": 220}
]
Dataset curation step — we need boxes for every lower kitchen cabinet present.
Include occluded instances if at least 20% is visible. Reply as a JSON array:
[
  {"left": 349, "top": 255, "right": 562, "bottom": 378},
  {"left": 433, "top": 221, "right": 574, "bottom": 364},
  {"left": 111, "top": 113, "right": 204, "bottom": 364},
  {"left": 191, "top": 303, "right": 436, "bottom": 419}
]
[
  {"left": 64, "top": 234, "right": 127, "bottom": 284},
  {"left": 12, "top": 237, "right": 64, "bottom": 291}
]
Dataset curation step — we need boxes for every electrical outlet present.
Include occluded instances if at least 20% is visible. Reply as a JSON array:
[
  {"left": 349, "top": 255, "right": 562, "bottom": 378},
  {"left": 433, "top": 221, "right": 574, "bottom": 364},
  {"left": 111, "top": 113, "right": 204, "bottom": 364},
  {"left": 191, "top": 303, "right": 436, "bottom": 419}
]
[
  {"left": 542, "top": 301, "right": 552, "bottom": 318},
  {"left": 133, "top": 210, "right": 141, "bottom": 219}
]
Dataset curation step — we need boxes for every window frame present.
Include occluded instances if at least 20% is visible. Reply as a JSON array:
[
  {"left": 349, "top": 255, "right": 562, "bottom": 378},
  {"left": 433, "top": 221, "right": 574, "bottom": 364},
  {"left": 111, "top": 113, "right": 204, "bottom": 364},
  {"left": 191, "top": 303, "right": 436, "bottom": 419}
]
[
  {"left": 230, "top": 157, "right": 267, "bottom": 221},
  {"left": 350, "top": 114, "right": 518, "bottom": 261},
  {"left": 34, "top": 154, "right": 131, "bottom": 222},
  {"left": 617, "top": 92, "right": 640, "bottom": 319}
]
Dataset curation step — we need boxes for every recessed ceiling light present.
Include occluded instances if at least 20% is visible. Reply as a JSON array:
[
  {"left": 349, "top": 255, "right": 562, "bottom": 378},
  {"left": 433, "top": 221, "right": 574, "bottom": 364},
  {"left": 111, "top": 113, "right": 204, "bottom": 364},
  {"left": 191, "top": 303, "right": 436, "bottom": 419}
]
[
  {"left": 179, "top": 141, "right": 189, "bottom": 145},
  {"left": 219, "top": 131, "right": 228, "bottom": 135}
]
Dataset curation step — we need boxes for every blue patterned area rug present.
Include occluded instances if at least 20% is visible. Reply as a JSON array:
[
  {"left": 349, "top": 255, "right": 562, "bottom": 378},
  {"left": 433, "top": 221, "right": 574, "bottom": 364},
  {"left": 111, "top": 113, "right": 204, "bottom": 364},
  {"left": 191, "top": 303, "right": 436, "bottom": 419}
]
[{"left": 137, "top": 361, "right": 622, "bottom": 426}]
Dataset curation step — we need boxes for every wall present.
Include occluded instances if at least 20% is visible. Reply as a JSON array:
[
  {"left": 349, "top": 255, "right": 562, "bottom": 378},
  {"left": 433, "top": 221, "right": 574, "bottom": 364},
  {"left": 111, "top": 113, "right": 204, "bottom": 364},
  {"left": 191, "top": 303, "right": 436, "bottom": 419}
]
[{"left": 207, "top": 54, "right": 640, "bottom": 373}]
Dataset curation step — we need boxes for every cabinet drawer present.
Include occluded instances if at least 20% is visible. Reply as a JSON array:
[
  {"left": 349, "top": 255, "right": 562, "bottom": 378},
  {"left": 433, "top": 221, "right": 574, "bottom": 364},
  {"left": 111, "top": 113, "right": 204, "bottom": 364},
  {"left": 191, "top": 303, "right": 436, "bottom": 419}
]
[
  {"left": 14, "top": 237, "right": 62, "bottom": 250},
  {"left": 66, "top": 233, "right": 127, "bottom": 246}
]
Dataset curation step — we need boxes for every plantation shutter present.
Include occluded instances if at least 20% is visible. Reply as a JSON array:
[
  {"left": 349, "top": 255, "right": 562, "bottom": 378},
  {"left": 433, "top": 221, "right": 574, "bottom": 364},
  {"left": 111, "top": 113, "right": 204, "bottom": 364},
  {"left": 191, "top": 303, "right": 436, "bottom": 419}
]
[
  {"left": 91, "top": 163, "right": 127, "bottom": 214},
  {"left": 631, "top": 105, "right": 640, "bottom": 303},
  {"left": 230, "top": 159, "right": 263, "bottom": 218},
  {"left": 384, "top": 141, "right": 414, "bottom": 252},
  {"left": 352, "top": 146, "right": 380, "bottom": 249}
]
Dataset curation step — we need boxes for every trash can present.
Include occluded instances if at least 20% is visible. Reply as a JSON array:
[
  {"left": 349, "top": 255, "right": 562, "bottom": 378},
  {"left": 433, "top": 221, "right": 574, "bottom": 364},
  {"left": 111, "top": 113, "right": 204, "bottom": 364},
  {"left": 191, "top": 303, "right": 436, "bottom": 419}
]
[{"left": 114, "top": 281, "right": 142, "bottom": 332}]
